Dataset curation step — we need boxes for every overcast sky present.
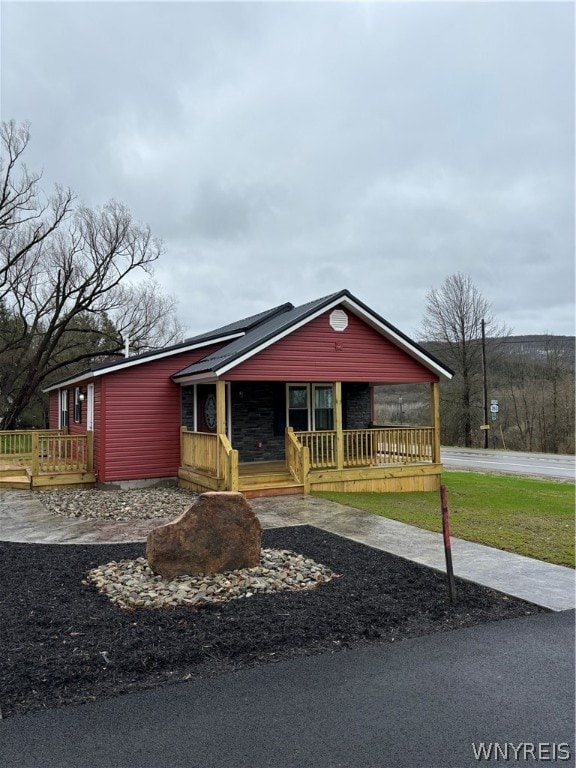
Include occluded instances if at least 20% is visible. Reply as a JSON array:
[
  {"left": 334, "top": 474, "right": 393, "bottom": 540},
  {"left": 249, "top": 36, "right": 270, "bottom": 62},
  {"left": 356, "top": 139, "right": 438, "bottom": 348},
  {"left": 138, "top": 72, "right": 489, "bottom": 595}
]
[{"left": 1, "top": 1, "right": 574, "bottom": 339}]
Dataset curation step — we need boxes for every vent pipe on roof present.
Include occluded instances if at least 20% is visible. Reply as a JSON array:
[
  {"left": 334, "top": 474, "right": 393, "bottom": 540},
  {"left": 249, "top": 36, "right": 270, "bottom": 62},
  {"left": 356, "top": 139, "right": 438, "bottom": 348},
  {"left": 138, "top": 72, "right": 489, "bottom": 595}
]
[{"left": 124, "top": 337, "right": 130, "bottom": 357}]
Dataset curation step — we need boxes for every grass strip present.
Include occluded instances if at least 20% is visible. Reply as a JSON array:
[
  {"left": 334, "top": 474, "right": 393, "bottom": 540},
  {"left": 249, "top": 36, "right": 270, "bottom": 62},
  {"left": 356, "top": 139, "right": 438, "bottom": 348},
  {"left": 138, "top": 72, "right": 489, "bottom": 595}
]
[{"left": 314, "top": 471, "right": 575, "bottom": 567}]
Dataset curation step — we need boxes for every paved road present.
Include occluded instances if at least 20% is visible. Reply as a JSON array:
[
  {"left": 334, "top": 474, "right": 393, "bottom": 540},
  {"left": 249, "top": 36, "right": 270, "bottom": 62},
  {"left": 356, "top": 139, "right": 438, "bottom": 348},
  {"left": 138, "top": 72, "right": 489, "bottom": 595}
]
[
  {"left": 441, "top": 446, "right": 575, "bottom": 481},
  {"left": 1, "top": 611, "right": 573, "bottom": 768}
]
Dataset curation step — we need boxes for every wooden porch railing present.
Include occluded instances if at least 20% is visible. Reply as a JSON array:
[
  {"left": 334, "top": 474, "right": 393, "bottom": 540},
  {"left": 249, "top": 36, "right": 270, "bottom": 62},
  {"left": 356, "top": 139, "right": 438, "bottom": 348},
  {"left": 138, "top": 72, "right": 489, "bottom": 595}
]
[
  {"left": 0, "top": 429, "right": 93, "bottom": 474},
  {"left": 180, "top": 429, "right": 219, "bottom": 474},
  {"left": 219, "top": 433, "right": 239, "bottom": 492},
  {"left": 294, "top": 427, "right": 434, "bottom": 470},
  {"left": 285, "top": 427, "right": 310, "bottom": 489},
  {"left": 180, "top": 428, "right": 239, "bottom": 490}
]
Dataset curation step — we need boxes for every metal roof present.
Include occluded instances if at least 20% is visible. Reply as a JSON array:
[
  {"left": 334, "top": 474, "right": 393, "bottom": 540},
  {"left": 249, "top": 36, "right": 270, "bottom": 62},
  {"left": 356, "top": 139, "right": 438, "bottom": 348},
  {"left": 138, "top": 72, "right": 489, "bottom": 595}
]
[
  {"left": 44, "top": 290, "right": 454, "bottom": 392},
  {"left": 172, "top": 289, "right": 454, "bottom": 381}
]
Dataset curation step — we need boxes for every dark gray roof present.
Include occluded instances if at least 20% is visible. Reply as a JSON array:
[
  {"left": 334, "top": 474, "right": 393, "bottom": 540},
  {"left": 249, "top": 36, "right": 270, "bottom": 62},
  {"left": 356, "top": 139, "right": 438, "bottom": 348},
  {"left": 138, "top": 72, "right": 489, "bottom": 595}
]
[
  {"left": 182, "top": 301, "right": 293, "bottom": 345},
  {"left": 43, "top": 302, "right": 295, "bottom": 391},
  {"left": 172, "top": 289, "right": 453, "bottom": 380},
  {"left": 45, "top": 289, "right": 454, "bottom": 392},
  {"left": 172, "top": 291, "right": 345, "bottom": 379}
]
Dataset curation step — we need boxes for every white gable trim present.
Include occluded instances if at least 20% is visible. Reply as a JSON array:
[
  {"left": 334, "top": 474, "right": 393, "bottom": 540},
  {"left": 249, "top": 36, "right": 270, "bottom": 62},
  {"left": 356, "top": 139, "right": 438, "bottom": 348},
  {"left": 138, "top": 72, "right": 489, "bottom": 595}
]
[
  {"left": 42, "top": 333, "right": 244, "bottom": 393},
  {"left": 214, "top": 296, "right": 453, "bottom": 380}
]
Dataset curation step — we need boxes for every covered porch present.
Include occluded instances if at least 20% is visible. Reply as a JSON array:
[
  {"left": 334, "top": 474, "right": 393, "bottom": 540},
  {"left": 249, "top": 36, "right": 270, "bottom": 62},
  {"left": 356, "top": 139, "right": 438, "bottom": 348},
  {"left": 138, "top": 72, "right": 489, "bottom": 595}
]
[{"left": 178, "top": 380, "right": 442, "bottom": 497}]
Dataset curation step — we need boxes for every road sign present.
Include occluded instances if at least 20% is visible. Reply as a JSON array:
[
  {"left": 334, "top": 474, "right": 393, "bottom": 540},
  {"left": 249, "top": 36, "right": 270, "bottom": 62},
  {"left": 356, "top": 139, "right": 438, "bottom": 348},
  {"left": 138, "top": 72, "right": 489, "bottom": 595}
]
[
  {"left": 491, "top": 413, "right": 497, "bottom": 421},
  {"left": 480, "top": 425, "right": 490, "bottom": 430},
  {"left": 490, "top": 399, "right": 498, "bottom": 405},
  {"left": 490, "top": 404, "right": 499, "bottom": 413}
]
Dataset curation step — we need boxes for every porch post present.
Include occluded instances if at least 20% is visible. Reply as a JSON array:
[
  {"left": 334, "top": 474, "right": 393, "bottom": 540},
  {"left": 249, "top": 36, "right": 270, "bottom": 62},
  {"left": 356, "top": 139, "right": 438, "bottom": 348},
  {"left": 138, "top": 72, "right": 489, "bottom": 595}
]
[
  {"left": 216, "top": 380, "right": 226, "bottom": 436},
  {"left": 31, "top": 431, "right": 39, "bottom": 477},
  {"left": 334, "top": 381, "right": 344, "bottom": 470},
  {"left": 430, "top": 382, "right": 441, "bottom": 464}
]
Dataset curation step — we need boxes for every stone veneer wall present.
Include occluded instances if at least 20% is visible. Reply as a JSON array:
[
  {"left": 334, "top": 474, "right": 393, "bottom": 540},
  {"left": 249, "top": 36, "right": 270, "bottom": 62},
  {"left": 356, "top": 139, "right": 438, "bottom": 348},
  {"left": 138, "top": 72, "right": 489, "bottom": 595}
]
[
  {"left": 181, "top": 386, "right": 195, "bottom": 430},
  {"left": 343, "top": 383, "right": 372, "bottom": 429},
  {"left": 230, "top": 382, "right": 285, "bottom": 463}
]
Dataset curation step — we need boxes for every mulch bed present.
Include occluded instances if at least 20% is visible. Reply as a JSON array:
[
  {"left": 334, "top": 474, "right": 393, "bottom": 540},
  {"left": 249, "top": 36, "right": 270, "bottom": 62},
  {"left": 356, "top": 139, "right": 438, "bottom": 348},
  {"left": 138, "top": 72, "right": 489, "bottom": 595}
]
[{"left": 1, "top": 526, "right": 545, "bottom": 719}]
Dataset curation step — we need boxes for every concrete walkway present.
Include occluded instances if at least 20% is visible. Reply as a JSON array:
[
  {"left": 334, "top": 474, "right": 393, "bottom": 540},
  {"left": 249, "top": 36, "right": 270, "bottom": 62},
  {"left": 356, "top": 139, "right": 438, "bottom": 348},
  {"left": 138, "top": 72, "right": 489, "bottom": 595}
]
[{"left": 0, "top": 490, "right": 574, "bottom": 612}]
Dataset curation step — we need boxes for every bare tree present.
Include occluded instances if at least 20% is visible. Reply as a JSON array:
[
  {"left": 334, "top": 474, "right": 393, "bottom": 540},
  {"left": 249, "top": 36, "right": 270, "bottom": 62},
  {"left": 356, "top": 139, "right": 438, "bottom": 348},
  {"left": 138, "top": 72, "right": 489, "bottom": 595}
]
[
  {"left": 0, "top": 121, "right": 182, "bottom": 428},
  {"left": 420, "top": 272, "right": 507, "bottom": 447},
  {"left": 110, "top": 280, "right": 184, "bottom": 353}
]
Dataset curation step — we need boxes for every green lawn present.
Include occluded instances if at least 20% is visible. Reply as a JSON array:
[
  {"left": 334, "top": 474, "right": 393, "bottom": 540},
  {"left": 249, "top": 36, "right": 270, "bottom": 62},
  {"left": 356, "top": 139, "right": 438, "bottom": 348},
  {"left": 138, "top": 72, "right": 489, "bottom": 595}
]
[{"left": 314, "top": 472, "right": 575, "bottom": 568}]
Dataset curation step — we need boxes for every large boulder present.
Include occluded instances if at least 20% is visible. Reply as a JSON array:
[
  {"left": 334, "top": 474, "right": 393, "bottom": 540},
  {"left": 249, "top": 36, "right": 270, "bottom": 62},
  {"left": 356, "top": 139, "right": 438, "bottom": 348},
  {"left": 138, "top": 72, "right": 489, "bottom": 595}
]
[{"left": 146, "top": 492, "right": 262, "bottom": 578}]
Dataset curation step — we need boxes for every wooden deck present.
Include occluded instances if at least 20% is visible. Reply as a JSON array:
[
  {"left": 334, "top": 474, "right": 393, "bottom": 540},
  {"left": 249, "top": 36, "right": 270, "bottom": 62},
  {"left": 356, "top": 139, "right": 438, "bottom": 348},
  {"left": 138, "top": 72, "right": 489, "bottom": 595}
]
[{"left": 0, "top": 430, "right": 96, "bottom": 490}]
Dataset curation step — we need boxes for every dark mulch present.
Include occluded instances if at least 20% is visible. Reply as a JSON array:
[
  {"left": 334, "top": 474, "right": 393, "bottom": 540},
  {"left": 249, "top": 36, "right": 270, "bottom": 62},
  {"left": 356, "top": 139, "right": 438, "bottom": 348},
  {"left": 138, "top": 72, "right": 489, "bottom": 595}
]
[{"left": 1, "top": 526, "right": 545, "bottom": 719}]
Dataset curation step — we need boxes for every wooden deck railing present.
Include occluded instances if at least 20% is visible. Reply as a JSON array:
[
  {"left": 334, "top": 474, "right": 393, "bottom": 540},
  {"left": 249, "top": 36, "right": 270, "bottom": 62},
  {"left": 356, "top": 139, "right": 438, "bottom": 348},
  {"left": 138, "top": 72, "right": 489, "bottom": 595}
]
[
  {"left": 0, "top": 429, "right": 66, "bottom": 460},
  {"left": 294, "top": 427, "right": 434, "bottom": 470},
  {"left": 0, "top": 429, "right": 93, "bottom": 474},
  {"left": 180, "top": 428, "right": 239, "bottom": 490},
  {"left": 35, "top": 433, "right": 93, "bottom": 474},
  {"left": 295, "top": 430, "right": 335, "bottom": 469}
]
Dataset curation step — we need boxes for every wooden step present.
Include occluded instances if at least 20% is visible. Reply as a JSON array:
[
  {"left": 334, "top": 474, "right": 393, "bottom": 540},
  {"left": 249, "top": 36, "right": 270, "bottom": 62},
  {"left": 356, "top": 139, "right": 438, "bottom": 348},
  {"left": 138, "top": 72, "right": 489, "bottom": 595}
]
[
  {"left": 241, "top": 482, "right": 305, "bottom": 499},
  {"left": 0, "top": 466, "right": 28, "bottom": 479},
  {"left": 239, "top": 471, "right": 295, "bottom": 486},
  {"left": 0, "top": 475, "right": 31, "bottom": 489}
]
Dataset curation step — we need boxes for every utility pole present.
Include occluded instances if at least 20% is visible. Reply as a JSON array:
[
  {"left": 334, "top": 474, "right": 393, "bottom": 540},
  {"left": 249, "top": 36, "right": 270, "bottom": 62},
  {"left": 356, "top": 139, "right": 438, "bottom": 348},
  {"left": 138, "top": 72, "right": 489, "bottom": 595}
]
[{"left": 481, "top": 319, "right": 488, "bottom": 449}]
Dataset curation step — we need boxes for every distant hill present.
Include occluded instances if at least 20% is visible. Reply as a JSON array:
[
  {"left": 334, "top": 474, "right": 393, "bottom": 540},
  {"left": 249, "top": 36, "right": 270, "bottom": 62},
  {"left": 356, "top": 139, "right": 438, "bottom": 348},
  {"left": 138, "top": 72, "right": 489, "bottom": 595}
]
[
  {"left": 492, "top": 335, "right": 575, "bottom": 368},
  {"left": 421, "top": 334, "right": 575, "bottom": 366}
]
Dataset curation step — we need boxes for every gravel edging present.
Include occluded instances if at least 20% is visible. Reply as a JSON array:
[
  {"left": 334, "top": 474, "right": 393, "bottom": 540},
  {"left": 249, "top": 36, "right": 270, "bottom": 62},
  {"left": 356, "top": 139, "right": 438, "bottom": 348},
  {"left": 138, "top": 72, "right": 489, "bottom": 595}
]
[
  {"left": 85, "top": 548, "right": 339, "bottom": 609},
  {"left": 35, "top": 487, "right": 199, "bottom": 522}
]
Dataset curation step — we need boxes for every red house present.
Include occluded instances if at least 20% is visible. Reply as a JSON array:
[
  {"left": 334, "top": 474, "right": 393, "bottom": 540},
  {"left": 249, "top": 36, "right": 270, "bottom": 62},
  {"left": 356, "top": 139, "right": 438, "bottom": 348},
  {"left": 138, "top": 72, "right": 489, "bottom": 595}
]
[{"left": 44, "top": 290, "right": 453, "bottom": 496}]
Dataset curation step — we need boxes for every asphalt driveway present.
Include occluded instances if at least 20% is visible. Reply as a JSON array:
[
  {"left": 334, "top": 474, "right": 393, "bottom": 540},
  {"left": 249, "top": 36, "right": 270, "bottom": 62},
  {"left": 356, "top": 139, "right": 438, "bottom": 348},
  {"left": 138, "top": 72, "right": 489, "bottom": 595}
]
[{"left": 1, "top": 610, "right": 573, "bottom": 768}]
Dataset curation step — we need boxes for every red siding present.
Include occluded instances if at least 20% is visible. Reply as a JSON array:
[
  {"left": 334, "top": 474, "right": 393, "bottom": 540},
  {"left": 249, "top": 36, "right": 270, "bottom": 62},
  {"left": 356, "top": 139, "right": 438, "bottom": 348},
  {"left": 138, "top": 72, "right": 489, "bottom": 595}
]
[
  {"left": 93, "top": 381, "right": 102, "bottom": 479},
  {"left": 226, "top": 307, "right": 438, "bottom": 383},
  {"left": 48, "top": 391, "right": 59, "bottom": 429},
  {"left": 101, "top": 345, "right": 223, "bottom": 482}
]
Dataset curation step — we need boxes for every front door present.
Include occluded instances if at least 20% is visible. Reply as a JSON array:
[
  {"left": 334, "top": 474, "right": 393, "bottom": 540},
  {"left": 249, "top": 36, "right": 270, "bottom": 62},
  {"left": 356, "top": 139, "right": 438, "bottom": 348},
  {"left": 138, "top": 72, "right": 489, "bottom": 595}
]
[{"left": 196, "top": 384, "right": 217, "bottom": 433}]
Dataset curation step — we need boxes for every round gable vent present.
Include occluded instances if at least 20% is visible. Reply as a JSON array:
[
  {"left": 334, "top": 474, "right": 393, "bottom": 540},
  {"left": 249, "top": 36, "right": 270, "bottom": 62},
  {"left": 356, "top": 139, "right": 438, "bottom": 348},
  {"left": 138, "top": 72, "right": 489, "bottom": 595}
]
[{"left": 329, "top": 309, "right": 348, "bottom": 332}]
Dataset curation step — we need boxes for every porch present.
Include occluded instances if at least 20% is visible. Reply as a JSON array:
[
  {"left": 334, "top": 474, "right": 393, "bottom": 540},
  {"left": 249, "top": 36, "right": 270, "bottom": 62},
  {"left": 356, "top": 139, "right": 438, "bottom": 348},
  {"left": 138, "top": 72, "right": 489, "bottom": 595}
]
[
  {"left": 0, "top": 430, "right": 96, "bottom": 489},
  {"left": 177, "top": 378, "right": 443, "bottom": 496},
  {"left": 178, "top": 424, "right": 442, "bottom": 498}
]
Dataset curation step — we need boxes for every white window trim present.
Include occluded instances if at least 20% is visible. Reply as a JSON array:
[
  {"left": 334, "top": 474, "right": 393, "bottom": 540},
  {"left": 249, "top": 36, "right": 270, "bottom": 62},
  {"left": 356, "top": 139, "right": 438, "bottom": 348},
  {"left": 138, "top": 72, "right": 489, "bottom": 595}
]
[
  {"left": 59, "top": 389, "right": 69, "bottom": 428},
  {"left": 286, "top": 383, "right": 335, "bottom": 431},
  {"left": 86, "top": 384, "right": 94, "bottom": 431},
  {"left": 312, "top": 383, "right": 335, "bottom": 431},
  {"left": 286, "top": 383, "right": 311, "bottom": 431}
]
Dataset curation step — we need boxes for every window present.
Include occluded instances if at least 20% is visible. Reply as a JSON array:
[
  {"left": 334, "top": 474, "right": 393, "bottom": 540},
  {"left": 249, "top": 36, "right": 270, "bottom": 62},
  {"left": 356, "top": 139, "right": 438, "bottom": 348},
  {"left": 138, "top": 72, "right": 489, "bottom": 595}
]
[
  {"left": 60, "top": 390, "right": 69, "bottom": 428},
  {"left": 73, "top": 387, "right": 81, "bottom": 423},
  {"left": 287, "top": 385, "right": 310, "bottom": 431},
  {"left": 286, "top": 384, "right": 335, "bottom": 431},
  {"left": 313, "top": 385, "right": 334, "bottom": 430}
]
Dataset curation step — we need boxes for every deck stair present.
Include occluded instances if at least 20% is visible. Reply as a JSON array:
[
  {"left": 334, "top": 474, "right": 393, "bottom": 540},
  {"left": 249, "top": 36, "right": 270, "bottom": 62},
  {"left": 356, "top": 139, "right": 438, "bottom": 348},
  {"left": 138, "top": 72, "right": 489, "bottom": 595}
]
[
  {"left": 0, "top": 467, "right": 31, "bottom": 490},
  {"left": 238, "top": 462, "right": 304, "bottom": 499}
]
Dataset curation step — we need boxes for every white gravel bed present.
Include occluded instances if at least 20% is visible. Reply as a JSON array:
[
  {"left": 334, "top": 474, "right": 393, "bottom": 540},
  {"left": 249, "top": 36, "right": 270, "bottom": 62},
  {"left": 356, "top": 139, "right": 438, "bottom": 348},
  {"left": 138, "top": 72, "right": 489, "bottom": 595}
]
[
  {"left": 36, "top": 487, "right": 199, "bottom": 521},
  {"left": 85, "top": 549, "right": 339, "bottom": 609}
]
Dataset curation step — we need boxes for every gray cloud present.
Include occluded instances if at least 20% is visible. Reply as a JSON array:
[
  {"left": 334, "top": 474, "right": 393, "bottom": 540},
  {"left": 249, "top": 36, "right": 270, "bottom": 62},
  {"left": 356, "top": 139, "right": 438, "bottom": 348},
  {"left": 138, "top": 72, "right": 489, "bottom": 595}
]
[{"left": 1, "top": 1, "right": 573, "bottom": 338}]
